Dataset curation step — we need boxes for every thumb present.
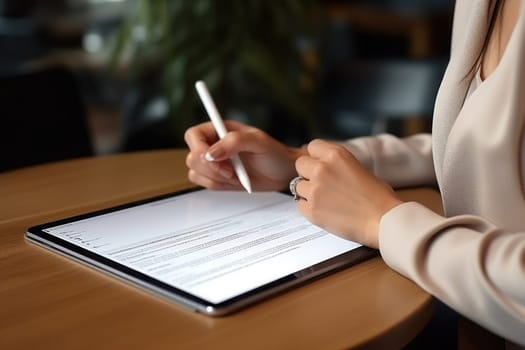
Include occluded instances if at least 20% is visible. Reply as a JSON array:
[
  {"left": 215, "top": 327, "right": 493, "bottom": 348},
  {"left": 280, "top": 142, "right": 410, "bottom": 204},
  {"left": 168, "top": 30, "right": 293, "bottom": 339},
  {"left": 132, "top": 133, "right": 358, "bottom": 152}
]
[{"left": 204, "top": 130, "right": 265, "bottom": 161}]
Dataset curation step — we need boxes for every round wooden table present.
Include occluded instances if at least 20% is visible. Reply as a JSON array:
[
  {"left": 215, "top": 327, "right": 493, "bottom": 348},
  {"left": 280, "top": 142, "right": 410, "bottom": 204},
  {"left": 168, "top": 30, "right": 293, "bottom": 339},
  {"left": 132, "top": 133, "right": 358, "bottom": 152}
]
[{"left": 0, "top": 150, "right": 442, "bottom": 350}]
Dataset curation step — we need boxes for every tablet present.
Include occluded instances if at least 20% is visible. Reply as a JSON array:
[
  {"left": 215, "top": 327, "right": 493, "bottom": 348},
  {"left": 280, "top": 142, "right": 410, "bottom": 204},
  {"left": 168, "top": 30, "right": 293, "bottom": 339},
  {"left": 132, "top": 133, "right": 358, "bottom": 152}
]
[{"left": 26, "top": 188, "right": 377, "bottom": 316}]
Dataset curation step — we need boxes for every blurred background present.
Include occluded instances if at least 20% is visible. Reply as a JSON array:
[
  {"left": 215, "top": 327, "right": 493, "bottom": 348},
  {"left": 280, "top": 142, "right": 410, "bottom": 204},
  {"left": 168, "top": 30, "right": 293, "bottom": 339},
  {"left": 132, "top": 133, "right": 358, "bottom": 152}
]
[{"left": 0, "top": 0, "right": 455, "bottom": 172}]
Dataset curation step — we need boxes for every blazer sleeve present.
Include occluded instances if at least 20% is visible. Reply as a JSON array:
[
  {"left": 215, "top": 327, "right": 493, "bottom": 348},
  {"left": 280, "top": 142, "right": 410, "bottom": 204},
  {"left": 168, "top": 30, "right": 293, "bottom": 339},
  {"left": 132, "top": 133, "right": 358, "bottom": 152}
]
[
  {"left": 379, "top": 202, "right": 525, "bottom": 346},
  {"left": 340, "top": 133, "right": 436, "bottom": 188}
]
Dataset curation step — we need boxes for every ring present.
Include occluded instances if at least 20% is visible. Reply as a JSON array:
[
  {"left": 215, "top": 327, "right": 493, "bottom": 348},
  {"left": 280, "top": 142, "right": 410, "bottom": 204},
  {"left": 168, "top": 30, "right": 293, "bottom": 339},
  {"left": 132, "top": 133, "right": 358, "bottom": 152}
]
[{"left": 289, "top": 176, "right": 304, "bottom": 201}]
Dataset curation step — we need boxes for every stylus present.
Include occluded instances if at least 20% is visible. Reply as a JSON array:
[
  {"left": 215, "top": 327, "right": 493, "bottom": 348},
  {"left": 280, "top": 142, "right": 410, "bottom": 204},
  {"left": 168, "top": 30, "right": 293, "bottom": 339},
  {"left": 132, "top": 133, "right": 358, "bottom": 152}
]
[{"left": 195, "top": 80, "right": 252, "bottom": 194}]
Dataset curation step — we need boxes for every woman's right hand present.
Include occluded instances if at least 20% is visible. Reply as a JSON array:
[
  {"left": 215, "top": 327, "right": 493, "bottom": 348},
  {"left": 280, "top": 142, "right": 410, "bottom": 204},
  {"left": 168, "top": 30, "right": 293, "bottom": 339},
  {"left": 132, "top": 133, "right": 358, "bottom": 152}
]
[{"left": 184, "top": 120, "right": 305, "bottom": 192}]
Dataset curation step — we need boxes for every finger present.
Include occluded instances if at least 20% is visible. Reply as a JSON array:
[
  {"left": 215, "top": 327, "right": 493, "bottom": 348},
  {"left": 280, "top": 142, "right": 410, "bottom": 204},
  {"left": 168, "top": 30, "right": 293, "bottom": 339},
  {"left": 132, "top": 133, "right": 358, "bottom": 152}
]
[
  {"left": 307, "top": 139, "right": 353, "bottom": 162},
  {"left": 184, "top": 122, "right": 221, "bottom": 152},
  {"left": 206, "top": 128, "right": 269, "bottom": 161},
  {"left": 307, "top": 140, "right": 358, "bottom": 172},
  {"left": 184, "top": 120, "right": 253, "bottom": 154},
  {"left": 295, "top": 155, "right": 319, "bottom": 180},
  {"left": 293, "top": 177, "right": 311, "bottom": 201},
  {"left": 188, "top": 169, "right": 242, "bottom": 191},
  {"left": 306, "top": 139, "right": 333, "bottom": 158},
  {"left": 186, "top": 151, "right": 236, "bottom": 184},
  {"left": 296, "top": 154, "right": 335, "bottom": 184}
]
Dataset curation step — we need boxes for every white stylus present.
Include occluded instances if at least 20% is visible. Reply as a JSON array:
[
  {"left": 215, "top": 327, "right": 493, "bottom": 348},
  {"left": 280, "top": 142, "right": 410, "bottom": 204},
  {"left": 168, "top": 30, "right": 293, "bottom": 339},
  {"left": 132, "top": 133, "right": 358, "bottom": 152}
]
[{"left": 195, "top": 80, "right": 252, "bottom": 194}]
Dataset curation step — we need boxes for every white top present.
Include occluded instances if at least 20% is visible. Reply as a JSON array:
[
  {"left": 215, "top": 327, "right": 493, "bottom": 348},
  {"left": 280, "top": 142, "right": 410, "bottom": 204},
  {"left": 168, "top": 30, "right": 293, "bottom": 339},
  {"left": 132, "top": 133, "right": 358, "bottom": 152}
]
[{"left": 342, "top": 0, "right": 525, "bottom": 346}]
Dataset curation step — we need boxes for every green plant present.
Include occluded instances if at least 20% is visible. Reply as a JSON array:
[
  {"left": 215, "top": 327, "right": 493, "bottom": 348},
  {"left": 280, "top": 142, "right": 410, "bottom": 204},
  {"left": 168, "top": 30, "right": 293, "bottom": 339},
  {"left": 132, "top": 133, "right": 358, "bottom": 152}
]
[{"left": 111, "top": 0, "right": 322, "bottom": 144}]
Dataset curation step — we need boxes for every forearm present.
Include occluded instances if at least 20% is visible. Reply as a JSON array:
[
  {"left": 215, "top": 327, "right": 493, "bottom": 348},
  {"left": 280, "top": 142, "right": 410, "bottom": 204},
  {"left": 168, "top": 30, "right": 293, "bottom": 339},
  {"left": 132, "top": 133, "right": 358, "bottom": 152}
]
[
  {"left": 379, "top": 202, "right": 525, "bottom": 346},
  {"left": 341, "top": 133, "right": 436, "bottom": 188}
]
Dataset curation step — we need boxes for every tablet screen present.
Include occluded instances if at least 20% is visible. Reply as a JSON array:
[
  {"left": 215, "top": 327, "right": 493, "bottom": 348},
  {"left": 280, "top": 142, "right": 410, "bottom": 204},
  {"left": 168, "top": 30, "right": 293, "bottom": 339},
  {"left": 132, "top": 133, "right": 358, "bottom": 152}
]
[{"left": 27, "top": 189, "right": 373, "bottom": 315}]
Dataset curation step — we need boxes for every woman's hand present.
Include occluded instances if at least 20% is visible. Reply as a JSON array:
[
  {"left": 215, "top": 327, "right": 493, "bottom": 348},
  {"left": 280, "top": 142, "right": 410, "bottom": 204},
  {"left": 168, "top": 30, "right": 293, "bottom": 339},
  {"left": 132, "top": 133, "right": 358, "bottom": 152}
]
[
  {"left": 184, "top": 120, "right": 305, "bottom": 192},
  {"left": 294, "top": 139, "right": 402, "bottom": 248}
]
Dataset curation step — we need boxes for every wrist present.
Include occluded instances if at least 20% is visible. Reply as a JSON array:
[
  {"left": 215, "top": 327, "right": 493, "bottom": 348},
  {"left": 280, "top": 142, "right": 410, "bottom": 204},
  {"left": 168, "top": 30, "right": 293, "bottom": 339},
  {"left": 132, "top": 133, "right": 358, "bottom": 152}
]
[{"left": 367, "top": 196, "right": 403, "bottom": 249}]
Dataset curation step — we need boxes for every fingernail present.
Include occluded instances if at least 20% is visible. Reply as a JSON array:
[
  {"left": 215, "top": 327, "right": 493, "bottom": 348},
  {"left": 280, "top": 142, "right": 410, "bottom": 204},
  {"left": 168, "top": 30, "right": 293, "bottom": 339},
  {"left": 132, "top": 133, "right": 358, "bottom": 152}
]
[
  {"left": 204, "top": 152, "right": 215, "bottom": 161},
  {"left": 205, "top": 147, "right": 225, "bottom": 161}
]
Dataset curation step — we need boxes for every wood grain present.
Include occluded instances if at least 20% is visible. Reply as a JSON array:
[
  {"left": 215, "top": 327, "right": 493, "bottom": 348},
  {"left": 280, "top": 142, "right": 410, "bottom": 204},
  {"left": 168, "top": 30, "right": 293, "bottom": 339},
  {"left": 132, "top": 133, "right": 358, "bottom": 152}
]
[{"left": 0, "top": 149, "right": 441, "bottom": 350}]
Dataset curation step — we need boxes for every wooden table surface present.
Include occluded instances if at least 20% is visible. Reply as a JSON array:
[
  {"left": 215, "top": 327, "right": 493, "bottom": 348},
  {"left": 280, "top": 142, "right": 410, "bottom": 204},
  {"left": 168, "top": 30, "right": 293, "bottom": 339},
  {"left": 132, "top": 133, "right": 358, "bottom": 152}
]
[{"left": 0, "top": 149, "right": 443, "bottom": 350}]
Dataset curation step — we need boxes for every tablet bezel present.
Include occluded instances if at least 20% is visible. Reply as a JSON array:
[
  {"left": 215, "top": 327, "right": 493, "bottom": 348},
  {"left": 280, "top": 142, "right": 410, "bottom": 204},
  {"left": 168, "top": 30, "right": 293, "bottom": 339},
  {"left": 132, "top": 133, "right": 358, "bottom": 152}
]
[{"left": 25, "top": 188, "right": 377, "bottom": 316}]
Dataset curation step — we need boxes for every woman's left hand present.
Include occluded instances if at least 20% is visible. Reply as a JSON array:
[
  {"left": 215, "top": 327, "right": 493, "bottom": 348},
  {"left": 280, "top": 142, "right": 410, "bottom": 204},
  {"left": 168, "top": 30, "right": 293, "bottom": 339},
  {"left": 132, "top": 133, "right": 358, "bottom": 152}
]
[{"left": 294, "top": 139, "right": 403, "bottom": 249}]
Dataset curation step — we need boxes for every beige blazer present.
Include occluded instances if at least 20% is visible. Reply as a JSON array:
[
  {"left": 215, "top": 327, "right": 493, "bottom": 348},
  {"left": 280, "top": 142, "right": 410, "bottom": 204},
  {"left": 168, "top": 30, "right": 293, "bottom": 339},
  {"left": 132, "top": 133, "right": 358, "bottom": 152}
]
[{"left": 343, "top": 0, "right": 525, "bottom": 346}]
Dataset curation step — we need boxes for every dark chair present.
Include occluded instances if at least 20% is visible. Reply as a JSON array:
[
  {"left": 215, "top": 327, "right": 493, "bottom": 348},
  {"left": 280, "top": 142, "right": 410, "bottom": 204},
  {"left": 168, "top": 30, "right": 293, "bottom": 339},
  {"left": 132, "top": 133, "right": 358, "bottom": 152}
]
[
  {"left": 320, "top": 0, "right": 453, "bottom": 139},
  {"left": 320, "top": 59, "right": 447, "bottom": 138},
  {"left": 0, "top": 65, "right": 93, "bottom": 172}
]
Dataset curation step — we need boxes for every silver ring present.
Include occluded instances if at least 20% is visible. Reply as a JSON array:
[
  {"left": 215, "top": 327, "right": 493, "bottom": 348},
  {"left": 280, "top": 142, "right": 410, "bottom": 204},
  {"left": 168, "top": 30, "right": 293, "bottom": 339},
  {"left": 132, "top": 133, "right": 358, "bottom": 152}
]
[{"left": 289, "top": 176, "right": 304, "bottom": 201}]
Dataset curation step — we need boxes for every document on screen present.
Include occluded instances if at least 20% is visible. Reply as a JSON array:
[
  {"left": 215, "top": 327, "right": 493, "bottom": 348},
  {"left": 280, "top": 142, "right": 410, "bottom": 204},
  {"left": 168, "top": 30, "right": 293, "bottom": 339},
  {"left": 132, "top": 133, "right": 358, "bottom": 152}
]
[{"left": 27, "top": 189, "right": 374, "bottom": 315}]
